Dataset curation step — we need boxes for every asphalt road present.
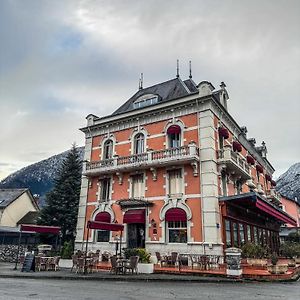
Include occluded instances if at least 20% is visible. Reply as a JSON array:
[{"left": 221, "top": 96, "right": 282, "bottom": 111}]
[{"left": 0, "top": 278, "right": 299, "bottom": 300}]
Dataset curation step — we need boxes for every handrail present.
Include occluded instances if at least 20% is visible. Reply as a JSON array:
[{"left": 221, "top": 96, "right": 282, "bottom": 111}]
[{"left": 86, "top": 144, "right": 199, "bottom": 171}]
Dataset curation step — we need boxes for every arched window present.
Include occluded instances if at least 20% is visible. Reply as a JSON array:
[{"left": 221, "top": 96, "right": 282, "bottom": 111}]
[
  {"left": 134, "top": 133, "right": 145, "bottom": 154},
  {"left": 165, "top": 208, "right": 187, "bottom": 243},
  {"left": 95, "top": 212, "right": 111, "bottom": 242},
  {"left": 103, "top": 140, "right": 113, "bottom": 159},
  {"left": 167, "top": 125, "right": 181, "bottom": 148}
]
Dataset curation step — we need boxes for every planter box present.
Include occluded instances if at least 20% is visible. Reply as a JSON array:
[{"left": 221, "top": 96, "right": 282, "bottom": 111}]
[
  {"left": 267, "top": 264, "right": 288, "bottom": 274},
  {"left": 59, "top": 259, "right": 73, "bottom": 268},
  {"left": 246, "top": 258, "right": 267, "bottom": 266},
  {"left": 295, "top": 257, "right": 300, "bottom": 264},
  {"left": 137, "top": 263, "right": 154, "bottom": 274}
]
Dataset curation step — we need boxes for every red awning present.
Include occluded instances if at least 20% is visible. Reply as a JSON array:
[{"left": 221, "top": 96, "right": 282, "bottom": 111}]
[
  {"left": 219, "top": 192, "right": 297, "bottom": 227},
  {"left": 246, "top": 155, "right": 255, "bottom": 165},
  {"left": 232, "top": 141, "right": 242, "bottom": 152},
  {"left": 123, "top": 209, "right": 145, "bottom": 224},
  {"left": 255, "top": 199, "right": 297, "bottom": 226},
  {"left": 95, "top": 212, "right": 111, "bottom": 223},
  {"left": 167, "top": 125, "right": 181, "bottom": 134},
  {"left": 165, "top": 208, "right": 187, "bottom": 222},
  {"left": 87, "top": 221, "right": 124, "bottom": 231},
  {"left": 265, "top": 174, "right": 272, "bottom": 182},
  {"left": 256, "top": 164, "right": 264, "bottom": 173},
  {"left": 20, "top": 224, "right": 60, "bottom": 234},
  {"left": 218, "top": 127, "right": 229, "bottom": 139},
  {"left": 271, "top": 180, "right": 277, "bottom": 187}
]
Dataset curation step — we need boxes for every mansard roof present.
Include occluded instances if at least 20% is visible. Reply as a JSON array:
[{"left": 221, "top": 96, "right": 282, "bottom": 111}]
[{"left": 112, "top": 77, "right": 198, "bottom": 116}]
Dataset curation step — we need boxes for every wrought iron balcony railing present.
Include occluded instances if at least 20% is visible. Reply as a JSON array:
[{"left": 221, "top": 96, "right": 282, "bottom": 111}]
[
  {"left": 84, "top": 144, "right": 199, "bottom": 176},
  {"left": 217, "top": 145, "right": 251, "bottom": 180}
]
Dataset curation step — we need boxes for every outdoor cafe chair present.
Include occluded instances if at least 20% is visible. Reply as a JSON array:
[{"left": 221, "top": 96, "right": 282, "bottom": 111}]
[
  {"left": 124, "top": 256, "right": 139, "bottom": 274},
  {"left": 71, "top": 255, "right": 78, "bottom": 272},
  {"left": 48, "top": 256, "right": 60, "bottom": 271},
  {"left": 110, "top": 255, "right": 123, "bottom": 274},
  {"left": 39, "top": 257, "right": 48, "bottom": 271},
  {"left": 155, "top": 252, "right": 167, "bottom": 266},
  {"left": 76, "top": 258, "right": 85, "bottom": 274},
  {"left": 168, "top": 252, "right": 178, "bottom": 267}
]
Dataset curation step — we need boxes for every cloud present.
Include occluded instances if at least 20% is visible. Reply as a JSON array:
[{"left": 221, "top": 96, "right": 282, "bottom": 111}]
[{"left": 0, "top": 0, "right": 299, "bottom": 180}]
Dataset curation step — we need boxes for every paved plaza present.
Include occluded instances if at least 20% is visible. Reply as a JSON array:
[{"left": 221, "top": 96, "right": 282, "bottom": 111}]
[{"left": 0, "top": 277, "right": 299, "bottom": 300}]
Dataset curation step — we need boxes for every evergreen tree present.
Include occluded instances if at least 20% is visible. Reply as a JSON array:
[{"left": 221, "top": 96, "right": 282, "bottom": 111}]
[{"left": 38, "top": 144, "right": 82, "bottom": 245}]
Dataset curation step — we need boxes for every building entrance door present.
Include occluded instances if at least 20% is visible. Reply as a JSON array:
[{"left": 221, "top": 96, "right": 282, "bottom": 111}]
[{"left": 127, "top": 223, "right": 145, "bottom": 248}]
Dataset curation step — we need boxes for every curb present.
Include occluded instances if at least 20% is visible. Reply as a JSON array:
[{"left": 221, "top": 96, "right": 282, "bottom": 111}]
[{"left": 0, "top": 273, "right": 243, "bottom": 284}]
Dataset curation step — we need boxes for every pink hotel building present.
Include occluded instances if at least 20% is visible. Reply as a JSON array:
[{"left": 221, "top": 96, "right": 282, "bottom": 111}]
[{"left": 75, "top": 73, "right": 296, "bottom": 255}]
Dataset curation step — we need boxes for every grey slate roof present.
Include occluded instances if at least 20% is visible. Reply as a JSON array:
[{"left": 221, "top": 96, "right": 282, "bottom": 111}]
[
  {"left": 17, "top": 211, "right": 39, "bottom": 225},
  {"left": 112, "top": 77, "right": 199, "bottom": 116},
  {"left": 0, "top": 188, "right": 28, "bottom": 208}
]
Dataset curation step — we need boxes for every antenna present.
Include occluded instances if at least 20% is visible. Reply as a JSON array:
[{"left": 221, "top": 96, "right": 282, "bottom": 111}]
[
  {"left": 176, "top": 59, "right": 179, "bottom": 78},
  {"left": 189, "top": 60, "right": 192, "bottom": 79},
  {"left": 141, "top": 73, "right": 143, "bottom": 89},
  {"left": 138, "top": 77, "right": 141, "bottom": 90}
]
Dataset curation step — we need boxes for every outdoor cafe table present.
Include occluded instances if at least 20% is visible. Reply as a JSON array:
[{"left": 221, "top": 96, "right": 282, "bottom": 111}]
[{"left": 117, "top": 258, "right": 129, "bottom": 274}]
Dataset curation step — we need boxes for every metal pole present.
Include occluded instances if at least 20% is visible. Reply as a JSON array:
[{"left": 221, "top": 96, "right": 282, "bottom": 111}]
[
  {"left": 14, "top": 230, "right": 22, "bottom": 270},
  {"left": 84, "top": 226, "right": 90, "bottom": 275},
  {"left": 119, "top": 230, "right": 123, "bottom": 257}
]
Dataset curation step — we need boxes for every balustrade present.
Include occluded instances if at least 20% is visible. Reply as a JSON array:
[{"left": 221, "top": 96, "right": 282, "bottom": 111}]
[{"left": 85, "top": 144, "right": 199, "bottom": 175}]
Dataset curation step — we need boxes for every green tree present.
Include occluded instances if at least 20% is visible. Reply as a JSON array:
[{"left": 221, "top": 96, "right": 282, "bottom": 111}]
[{"left": 38, "top": 144, "right": 82, "bottom": 246}]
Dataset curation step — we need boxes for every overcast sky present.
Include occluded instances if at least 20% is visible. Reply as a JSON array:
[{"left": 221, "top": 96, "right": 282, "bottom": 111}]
[{"left": 0, "top": 0, "right": 299, "bottom": 180}]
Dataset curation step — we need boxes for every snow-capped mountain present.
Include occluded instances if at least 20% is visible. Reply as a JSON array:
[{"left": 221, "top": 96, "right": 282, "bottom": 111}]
[
  {"left": 276, "top": 162, "right": 300, "bottom": 204},
  {"left": 0, "top": 147, "right": 84, "bottom": 206}
]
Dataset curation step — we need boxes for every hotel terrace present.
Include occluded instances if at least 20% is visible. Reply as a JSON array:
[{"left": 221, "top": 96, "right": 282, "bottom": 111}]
[{"left": 75, "top": 72, "right": 296, "bottom": 256}]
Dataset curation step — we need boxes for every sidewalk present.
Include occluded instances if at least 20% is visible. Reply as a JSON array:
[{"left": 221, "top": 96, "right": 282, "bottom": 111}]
[
  {"left": 0, "top": 262, "right": 239, "bottom": 283},
  {"left": 1, "top": 262, "right": 299, "bottom": 283}
]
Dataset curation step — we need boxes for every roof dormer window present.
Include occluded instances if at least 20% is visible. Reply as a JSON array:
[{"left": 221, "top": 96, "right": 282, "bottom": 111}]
[{"left": 133, "top": 94, "right": 159, "bottom": 109}]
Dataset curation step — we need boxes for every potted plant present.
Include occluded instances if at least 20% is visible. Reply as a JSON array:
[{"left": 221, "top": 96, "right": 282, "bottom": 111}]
[
  {"left": 123, "top": 248, "right": 153, "bottom": 274},
  {"left": 241, "top": 243, "right": 267, "bottom": 266},
  {"left": 59, "top": 241, "right": 73, "bottom": 268},
  {"left": 267, "top": 252, "right": 288, "bottom": 274}
]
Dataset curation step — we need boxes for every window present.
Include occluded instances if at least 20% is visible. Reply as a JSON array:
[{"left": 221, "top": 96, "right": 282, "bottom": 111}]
[
  {"left": 167, "top": 221, "right": 187, "bottom": 243},
  {"left": 233, "top": 222, "right": 238, "bottom": 247},
  {"left": 97, "top": 230, "right": 109, "bottom": 242},
  {"left": 247, "top": 225, "right": 252, "bottom": 242},
  {"left": 133, "top": 95, "right": 159, "bottom": 109},
  {"left": 134, "top": 133, "right": 145, "bottom": 154},
  {"left": 225, "top": 219, "right": 231, "bottom": 248},
  {"left": 256, "top": 170, "right": 260, "bottom": 182},
  {"left": 131, "top": 174, "right": 144, "bottom": 198},
  {"left": 221, "top": 171, "right": 227, "bottom": 196},
  {"left": 167, "top": 125, "right": 181, "bottom": 148},
  {"left": 235, "top": 179, "right": 243, "bottom": 195},
  {"left": 168, "top": 169, "right": 183, "bottom": 196},
  {"left": 103, "top": 140, "right": 113, "bottom": 159},
  {"left": 100, "top": 178, "right": 111, "bottom": 201},
  {"left": 239, "top": 224, "right": 245, "bottom": 246}
]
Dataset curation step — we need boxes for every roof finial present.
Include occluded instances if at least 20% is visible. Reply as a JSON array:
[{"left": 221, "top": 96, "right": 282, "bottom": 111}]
[
  {"left": 141, "top": 73, "right": 143, "bottom": 89},
  {"left": 138, "top": 77, "right": 141, "bottom": 90},
  {"left": 189, "top": 60, "right": 192, "bottom": 79},
  {"left": 176, "top": 59, "right": 180, "bottom": 78}
]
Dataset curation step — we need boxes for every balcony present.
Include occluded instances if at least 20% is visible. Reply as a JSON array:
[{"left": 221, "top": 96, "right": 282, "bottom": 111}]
[
  {"left": 217, "top": 145, "right": 251, "bottom": 180},
  {"left": 84, "top": 144, "right": 200, "bottom": 176},
  {"left": 266, "top": 188, "right": 282, "bottom": 206}
]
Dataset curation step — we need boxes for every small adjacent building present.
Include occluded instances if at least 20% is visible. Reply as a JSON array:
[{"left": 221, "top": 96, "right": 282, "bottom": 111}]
[
  {"left": 0, "top": 188, "right": 39, "bottom": 227},
  {"left": 76, "top": 74, "right": 296, "bottom": 255},
  {"left": 279, "top": 196, "right": 300, "bottom": 241}
]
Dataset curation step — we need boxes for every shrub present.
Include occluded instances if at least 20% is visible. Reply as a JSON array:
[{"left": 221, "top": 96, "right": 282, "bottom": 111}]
[
  {"left": 123, "top": 248, "right": 151, "bottom": 263},
  {"left": 270, "top": 253, "right": 278, "bottom": 265},
  {"left": 241, "top": 243, "right": 267, "bottom": 258},
  {"left": 61, "top": 241, "right": 73, "bottom": 259},
  {"left": 280, "top": 242, "right": 300, "bottom": 258}
]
